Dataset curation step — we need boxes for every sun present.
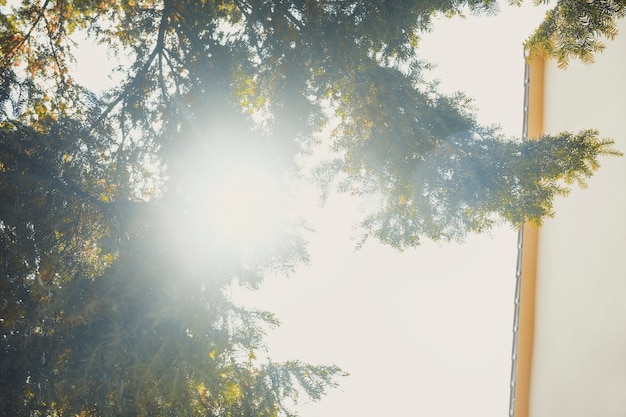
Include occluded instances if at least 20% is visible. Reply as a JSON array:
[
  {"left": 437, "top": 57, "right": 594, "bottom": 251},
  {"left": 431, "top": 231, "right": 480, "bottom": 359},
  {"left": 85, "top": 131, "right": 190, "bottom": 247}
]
[
  {"left": 199, "top": 155, "right": 287, "bottom": 250},
  {"left": 158, "top": 137, "right": 293, "bottom": 274},
  {"left": 208, "top": 167, "right": 282, "bottom": 243}
]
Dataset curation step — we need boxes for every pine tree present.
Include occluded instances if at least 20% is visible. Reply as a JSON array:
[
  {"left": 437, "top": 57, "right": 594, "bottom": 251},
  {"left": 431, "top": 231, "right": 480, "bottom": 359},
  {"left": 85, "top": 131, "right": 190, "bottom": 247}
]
[{"left": 0, "top": 0, "right": 622, "bottom": 415}]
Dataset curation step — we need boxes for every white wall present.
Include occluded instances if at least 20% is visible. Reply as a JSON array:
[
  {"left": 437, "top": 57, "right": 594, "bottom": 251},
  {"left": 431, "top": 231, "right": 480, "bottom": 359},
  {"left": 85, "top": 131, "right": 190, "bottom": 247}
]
[{"left": 529, "top": 20, "right": 626, "bottom": 417}]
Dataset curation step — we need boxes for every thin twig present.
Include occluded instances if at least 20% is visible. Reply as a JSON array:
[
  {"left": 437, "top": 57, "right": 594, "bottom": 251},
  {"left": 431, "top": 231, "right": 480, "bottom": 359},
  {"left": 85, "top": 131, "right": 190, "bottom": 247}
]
[
  {"left": 89, "top": 1, "right": 172, "bottom": 132},
  {"left": 5, "top": 0, "right": 52, "bottom": 62}
]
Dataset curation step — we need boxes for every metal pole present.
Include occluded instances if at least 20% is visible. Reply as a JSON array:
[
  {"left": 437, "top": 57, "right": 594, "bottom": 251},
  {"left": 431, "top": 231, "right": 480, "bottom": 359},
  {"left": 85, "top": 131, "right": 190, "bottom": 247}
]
[{"left": 508, "top": 49, "right": 531, "bottom": 417}]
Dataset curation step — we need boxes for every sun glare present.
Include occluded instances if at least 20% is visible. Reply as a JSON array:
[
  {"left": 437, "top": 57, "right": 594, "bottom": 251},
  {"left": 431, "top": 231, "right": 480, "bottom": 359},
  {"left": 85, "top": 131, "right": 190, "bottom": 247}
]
[
  {"left": 160, "top": 138, "right": 292, "bottom": 274},
  {"left": 200, "top": 158, "right": 286, "bottom": 251},
  {"left": 208, "top": 168, "right": 282, "bottom": 243}
]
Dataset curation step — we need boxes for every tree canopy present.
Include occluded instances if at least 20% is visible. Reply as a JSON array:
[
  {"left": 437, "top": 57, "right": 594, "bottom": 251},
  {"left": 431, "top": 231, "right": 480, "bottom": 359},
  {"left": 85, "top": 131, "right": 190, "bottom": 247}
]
[{"left": 0, "top": 0, "right": 622, "bottom": 416}]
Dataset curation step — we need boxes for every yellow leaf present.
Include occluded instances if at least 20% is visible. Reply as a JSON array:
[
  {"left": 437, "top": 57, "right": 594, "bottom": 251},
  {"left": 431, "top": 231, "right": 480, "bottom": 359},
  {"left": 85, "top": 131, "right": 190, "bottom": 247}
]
[{"left": 102, "top": 253, "right": 115, "bottom": 264}]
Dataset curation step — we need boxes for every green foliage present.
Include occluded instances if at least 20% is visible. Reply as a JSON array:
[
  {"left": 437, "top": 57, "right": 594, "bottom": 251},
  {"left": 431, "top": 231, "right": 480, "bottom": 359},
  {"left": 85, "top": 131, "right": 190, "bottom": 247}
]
[
  {"left": 347, "top": 128, "right": 619, "bottom": 249},
  {"left": 0, "top": 112, "right": 328, "bottom": 416},
  {"left": 522, "top": 0, "right": 626, "bottom": 67},
  {"left": 0, "top": 0, "right": 622, "bottom": 415},
  {"left": 1, "top": 223, "right": 343, "bottom": 416}
]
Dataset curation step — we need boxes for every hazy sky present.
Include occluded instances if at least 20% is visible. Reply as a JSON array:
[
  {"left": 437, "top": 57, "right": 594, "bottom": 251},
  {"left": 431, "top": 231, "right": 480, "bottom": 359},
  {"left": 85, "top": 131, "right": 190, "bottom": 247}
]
[{"left": 233, "top": 3, "right": 549, "bottom": 417}]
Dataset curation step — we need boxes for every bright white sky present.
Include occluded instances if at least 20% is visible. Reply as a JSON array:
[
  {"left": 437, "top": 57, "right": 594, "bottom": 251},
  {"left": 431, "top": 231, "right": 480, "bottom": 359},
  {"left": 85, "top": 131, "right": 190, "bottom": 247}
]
[
  {"left": 233, "top": 3, "right": 549, "bottom": 417},
  {"left": 72, "top": 2, "right": 549, "bottom": 416}
]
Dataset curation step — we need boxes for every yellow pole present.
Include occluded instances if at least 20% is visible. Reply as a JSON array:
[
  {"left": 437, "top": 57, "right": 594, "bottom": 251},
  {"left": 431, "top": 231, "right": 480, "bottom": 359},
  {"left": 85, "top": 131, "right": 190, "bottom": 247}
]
[{"left": 514, "top": 54, "right": 544, "bottom": 417}]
